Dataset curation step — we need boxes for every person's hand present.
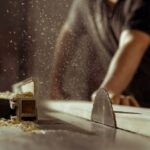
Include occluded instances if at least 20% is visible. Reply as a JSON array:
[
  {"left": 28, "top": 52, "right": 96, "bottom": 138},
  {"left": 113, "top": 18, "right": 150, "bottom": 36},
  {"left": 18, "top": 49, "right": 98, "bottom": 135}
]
[
  {"left": 91, "top": 90, "right": 140, "bottom": 107},
  {"left": 111, "top": 95, "right": 140, "bottom": 107}
]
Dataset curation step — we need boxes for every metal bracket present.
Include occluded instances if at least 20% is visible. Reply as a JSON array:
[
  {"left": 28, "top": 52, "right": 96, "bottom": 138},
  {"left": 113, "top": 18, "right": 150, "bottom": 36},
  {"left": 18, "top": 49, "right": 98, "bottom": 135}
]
[
  {"left": 10, "top": 97, "right": 37, "bottom": 121},
  {"left": 91, "top": 88, "right": 116, "bottom": 128}
]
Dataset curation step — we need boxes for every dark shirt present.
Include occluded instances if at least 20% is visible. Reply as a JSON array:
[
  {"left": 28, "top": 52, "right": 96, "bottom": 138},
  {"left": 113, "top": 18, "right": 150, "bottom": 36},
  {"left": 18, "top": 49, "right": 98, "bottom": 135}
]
[{"left": 67, "top": 0, "right": 150, "bottom": 107}]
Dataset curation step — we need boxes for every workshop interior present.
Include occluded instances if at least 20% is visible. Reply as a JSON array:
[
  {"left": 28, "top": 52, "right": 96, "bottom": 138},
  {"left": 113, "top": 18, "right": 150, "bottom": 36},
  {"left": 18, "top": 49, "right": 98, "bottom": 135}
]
[{"left": 0, "top": 0, "right": 150, "bottom": 150}]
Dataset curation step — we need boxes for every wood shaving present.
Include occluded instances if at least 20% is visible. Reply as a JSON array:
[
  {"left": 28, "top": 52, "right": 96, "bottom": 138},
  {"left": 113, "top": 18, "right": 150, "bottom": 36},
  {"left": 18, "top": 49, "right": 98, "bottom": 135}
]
[
  {"left": 0, "top": 91, "right": 15, "bottom": 99},
  {"left": 14, "top": 92, "right": 34, "bottom": 98},
  {"left": 0, "top": 118, "right": 38, "bottom": 132},
  {"left": 0, "top": 91, "right": 34, "bottom": 99}
]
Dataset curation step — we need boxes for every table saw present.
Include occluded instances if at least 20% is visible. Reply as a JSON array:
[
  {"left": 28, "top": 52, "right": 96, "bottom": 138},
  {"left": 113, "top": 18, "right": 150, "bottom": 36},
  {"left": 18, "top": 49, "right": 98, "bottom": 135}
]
[{"left": 0, "top": 78, "right": 150, "bottom": 150}]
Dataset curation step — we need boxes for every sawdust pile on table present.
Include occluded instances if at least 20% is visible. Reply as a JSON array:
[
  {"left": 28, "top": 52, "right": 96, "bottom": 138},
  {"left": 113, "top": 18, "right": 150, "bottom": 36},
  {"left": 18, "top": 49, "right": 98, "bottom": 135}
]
[{"left": 0, "top": 118, "right": 38, "bottom": 132}]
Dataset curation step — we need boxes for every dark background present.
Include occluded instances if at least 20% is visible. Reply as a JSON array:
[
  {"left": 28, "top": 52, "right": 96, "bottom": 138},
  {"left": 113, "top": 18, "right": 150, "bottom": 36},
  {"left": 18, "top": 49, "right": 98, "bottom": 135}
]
[{"left": 0, "top": 0, "right": 89, "bottom": 100}]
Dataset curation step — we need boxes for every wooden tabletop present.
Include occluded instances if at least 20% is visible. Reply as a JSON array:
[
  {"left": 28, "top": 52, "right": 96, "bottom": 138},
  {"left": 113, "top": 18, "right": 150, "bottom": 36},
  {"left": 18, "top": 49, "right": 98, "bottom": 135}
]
[{"left": 0, "top": 111, "right": 150, "bottom": 150}]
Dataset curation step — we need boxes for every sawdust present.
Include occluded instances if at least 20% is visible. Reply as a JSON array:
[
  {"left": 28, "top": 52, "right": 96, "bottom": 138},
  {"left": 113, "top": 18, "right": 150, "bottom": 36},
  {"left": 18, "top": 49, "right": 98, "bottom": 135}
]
[
  {"left": 0, "top": 91, "right": 34, "bottom": 99},
  {"left": 0, "top": 91, "right": 14, "bottom": 99},
  {"left": 0, "top": 118, "right": 38, "bottom": 132},
  {"left": 14, "top": 92, "right": 34, "bottom": 98}
]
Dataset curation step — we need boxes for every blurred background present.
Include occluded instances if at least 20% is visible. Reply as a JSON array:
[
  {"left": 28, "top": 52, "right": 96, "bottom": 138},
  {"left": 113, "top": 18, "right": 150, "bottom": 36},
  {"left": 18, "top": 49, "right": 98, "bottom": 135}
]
[{"left": 0, "top": 0, "right": 91, "bottom": 100}]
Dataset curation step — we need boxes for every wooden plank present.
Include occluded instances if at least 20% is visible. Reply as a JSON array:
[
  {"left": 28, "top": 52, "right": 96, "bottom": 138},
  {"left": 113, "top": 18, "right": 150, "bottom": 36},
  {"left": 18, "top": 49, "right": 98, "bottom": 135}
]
[{"left": 42, "top": 100, "right": 150, "bottom": 137}]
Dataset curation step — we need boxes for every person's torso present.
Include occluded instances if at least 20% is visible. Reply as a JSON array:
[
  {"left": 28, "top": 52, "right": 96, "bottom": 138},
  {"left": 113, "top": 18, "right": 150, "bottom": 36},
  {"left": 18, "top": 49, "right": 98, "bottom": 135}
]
[{"left": 77, "top": 0, "right": 150, "bottom": 106}]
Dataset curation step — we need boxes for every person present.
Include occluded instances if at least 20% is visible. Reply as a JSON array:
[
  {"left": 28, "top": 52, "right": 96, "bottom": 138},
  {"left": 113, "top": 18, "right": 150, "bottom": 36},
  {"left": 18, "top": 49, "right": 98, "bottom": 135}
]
[{"left": 50, "top": 0, "right": 150, "bottom": 107}]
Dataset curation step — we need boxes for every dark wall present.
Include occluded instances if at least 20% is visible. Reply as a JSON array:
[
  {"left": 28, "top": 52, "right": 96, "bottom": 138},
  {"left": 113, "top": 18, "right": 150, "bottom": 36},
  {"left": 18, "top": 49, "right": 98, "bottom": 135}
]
[{"left": 0, "top": 0, "right": 20, "bottom": 91}]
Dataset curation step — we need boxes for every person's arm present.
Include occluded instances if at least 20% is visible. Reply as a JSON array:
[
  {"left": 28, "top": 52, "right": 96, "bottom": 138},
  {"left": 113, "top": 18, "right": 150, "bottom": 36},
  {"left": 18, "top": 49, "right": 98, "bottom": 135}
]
[
  {"left": 49, "top": 0, "right": 86, "bottom": 99},
  {"left": 49, "top": 24, "right": 80, "bottom": 99},
  {"left": 95, "top": 29, "right": 150, "bottom": 106}
]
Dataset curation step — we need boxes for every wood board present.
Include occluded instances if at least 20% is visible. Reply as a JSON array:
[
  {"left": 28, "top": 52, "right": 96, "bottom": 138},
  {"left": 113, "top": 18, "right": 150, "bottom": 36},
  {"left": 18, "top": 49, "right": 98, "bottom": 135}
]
[{"left": 42, "top": 100, "right": 150, "bottom": 137}]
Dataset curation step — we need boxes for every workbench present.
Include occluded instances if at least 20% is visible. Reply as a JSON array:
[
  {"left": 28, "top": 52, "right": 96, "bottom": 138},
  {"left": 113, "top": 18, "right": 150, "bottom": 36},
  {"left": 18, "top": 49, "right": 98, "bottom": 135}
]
[{"left": 0, "top": 107, "right": 150, "bottom": 150}]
